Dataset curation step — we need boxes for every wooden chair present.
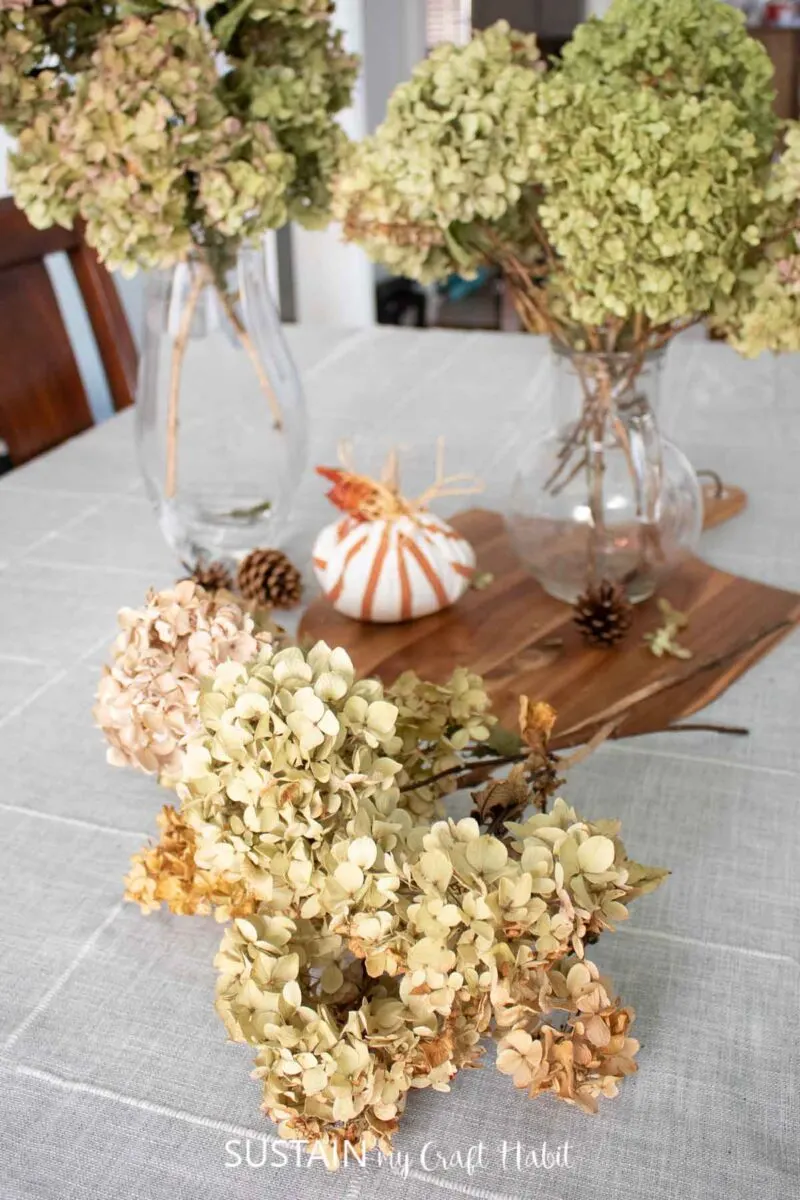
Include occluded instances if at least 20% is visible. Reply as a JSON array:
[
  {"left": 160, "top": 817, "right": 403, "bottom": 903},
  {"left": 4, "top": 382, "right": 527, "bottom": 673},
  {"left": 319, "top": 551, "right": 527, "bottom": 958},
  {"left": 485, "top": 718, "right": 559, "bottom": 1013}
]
[{"left": 0, "top": 196, "right": 137, "bottom": 466}]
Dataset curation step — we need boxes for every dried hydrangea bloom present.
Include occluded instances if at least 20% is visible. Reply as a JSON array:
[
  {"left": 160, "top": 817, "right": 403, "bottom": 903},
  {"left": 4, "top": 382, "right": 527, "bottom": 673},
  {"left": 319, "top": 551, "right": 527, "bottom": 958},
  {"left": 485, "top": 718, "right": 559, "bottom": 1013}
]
[
  {"left": 334, "top": 21, "right": 543, "bottom": 281},
  {"left": 530, "top": 0, "right": 778, "bottom": 329},
  {"left": 104, "top": 626, "right": 666, "bottom": 1160},
  {"left": 214, "top": 908, "right": 490, "bottom": 1158},
  {"left": 210, "top": 797, "right": 664, "bottom": 1158},
  {"left": 530, "top": 68, "right": 772, "bottom": 329},
  {"left": 94, "top": 581, "right": 269, "bottom": 781},
  {"left": 712, "top": 126, "right": 800, "bottom": 356},
  {"left": 0, "top": 0, "right": 356, "bottom": 272},
  {"left": 178, "top": 643, "right": 666, "bottom": 1160},
  {"left": 387, "top": 668, "right": 494, "bottom": 818},
  {"left": 8, "top": 11, "right": 294, "bottom": 272},
  {"left": 125, "top": 805, "right": 257, "bottom": 921},
  {"left": 563, "top": 0, "right": 776, "bottom": 144},
  {"left": 496, "top": 959, "right": 639, "bottom": 1113},
  {"left": 336, "top": 0, "right": 791, "bottom": 351},
  {"left": 0, "top": 7, "right": 66, "bottom": 133},
  {"left": 223, "top": 0, "right": 358, "bottom": 227},
  {"left": 177, "top": 641, "right": 407, "bottom": 890}
]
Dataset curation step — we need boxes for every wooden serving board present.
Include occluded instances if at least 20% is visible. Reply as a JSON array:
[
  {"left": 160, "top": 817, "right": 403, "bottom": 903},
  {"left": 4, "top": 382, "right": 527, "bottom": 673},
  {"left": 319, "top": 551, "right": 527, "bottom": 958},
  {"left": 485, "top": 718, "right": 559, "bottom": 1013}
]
[{"left": 299, "top": 505, "right": 800, "bottom": 749}]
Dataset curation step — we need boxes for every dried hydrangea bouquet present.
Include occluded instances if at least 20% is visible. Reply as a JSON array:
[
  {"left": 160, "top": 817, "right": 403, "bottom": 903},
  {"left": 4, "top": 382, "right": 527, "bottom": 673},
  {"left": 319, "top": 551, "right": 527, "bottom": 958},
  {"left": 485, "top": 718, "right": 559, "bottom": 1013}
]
[
  {"left": 0, "top": 0, "right": 357, "bottom": 561},
  {"left": 95, "top": 581, "right": 667, "bottom": 1166},
  {"left": 336, "top": 0, "right": 800, "bottom": 605}
]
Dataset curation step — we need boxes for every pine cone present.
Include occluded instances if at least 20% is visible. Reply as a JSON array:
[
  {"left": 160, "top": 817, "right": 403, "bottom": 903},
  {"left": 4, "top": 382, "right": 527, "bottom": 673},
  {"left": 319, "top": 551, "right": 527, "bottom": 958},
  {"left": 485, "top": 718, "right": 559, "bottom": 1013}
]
[
  {"left": 236, "top": 547, "right": 303, "bottom": 609},
  {"left": 184, "top": 559, "right": 233, "bottom": 594},
  {"left": 573, "top": 580, "right": 633, "bottom": 648}
]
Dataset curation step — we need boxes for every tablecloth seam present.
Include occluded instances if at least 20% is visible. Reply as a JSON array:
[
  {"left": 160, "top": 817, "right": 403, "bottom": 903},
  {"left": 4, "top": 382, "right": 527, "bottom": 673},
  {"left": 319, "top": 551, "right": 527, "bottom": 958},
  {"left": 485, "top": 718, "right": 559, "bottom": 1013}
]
[
  {"left": 0, "top": 652, "right": 49, "bottom": 666},
  {"left": 1, "top": 902, "right": 123, "bottom": 1057},
  {"left": 8, "top": 1064, "right": 270, "bottom": 1140},
  {"left": 301, "top": 328, "right": 379, "bottom": 381},
  {"left": 404, "top": 1167, "right": 525, "bottom": 1200},
  {"left": 21, "top": 558, "right": 165, "bottom": 579},
  {"left": 16, "top": 501, "right": 103, "bottom": 564},
  {"left": 7, "top": 1065, "right": 528, "bottom": 1200},
  {"left": 0, "top": 630, "right": 126, "bottom": 734},
  {"left": 0, "top": 801, "right": 147, "bottom": 839},
  {"left": 0, "top": 668, "right": 69, "bottom": 731},
  {"left": 0, "top": 483, "right": 136, "bottom": 500},
  {"left": 618, "top": 925, "right": 800, "bottom": 969},
  {"left": 607, "top": 740, "right": 800, "bottom": 780}
]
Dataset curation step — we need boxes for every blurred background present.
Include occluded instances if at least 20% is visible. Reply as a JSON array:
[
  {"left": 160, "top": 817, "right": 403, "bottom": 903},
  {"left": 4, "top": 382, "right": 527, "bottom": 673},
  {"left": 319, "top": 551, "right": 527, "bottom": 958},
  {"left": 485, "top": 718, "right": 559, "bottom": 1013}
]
[{"left": 0, "top": 0, "right": 795, "bottom": 433}]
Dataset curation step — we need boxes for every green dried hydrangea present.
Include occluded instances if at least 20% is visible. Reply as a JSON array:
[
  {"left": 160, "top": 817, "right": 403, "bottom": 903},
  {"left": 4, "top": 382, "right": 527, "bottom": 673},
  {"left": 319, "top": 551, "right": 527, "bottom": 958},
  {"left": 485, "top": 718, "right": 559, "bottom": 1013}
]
[
  {"left": 177, "top": 642, "right": 409, "bottom": 893},
  {"left": 712, "top": 125, "right": 800, "bottom": 356},
  {"left": 337, "top": 0, "right": 790, "bottom": 354},
  {"left": 530, "top": 0, "right": 777, "bottom": 330},
  {"left": 561, "top": 0, "right": 776, "bottom": 143},
  {"left": 388, "top": 667, "right": 494, "bottom": 818},
  {"left": 168, "top": 639, "right": 665, "bottom": 1160},
  {"left": 217, "top": 0, "right": 356, "bottom": 229},
  {"left": 334, "top": 20, "right": 543, "bottom": 282},
  {"left": 530, "top": 71, "right": 769, "bottom": 329},
  {"left": 0, "top": 0, "right": 357, "bottom": 273}
]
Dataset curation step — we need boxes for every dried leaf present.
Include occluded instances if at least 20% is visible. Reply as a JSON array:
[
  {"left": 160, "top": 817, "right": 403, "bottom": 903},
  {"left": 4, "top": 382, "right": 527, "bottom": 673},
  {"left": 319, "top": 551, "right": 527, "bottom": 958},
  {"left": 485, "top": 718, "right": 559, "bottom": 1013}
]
[
  {"left": 518, "top": 697, "right": 558, "bottom": 752},
  {"left": 644, "top": 597, "right": 692, "bottom": 660},
  {"left": 472, "top": 763, "right": 530, "bottom": 824}
]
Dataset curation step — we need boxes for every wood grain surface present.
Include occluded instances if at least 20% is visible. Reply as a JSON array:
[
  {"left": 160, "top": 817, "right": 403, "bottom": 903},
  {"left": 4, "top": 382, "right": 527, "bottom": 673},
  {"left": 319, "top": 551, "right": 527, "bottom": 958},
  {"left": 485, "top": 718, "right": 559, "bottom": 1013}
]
[{"left": 299, "top": 506, "right": 800, "bottom": 748}]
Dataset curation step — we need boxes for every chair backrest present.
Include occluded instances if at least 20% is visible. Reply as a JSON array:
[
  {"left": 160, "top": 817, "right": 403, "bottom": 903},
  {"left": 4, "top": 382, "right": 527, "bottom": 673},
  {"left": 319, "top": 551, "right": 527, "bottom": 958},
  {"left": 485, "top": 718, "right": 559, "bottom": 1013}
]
[{"left": 0, "top": 196, "right": 137, "bottom": 466}]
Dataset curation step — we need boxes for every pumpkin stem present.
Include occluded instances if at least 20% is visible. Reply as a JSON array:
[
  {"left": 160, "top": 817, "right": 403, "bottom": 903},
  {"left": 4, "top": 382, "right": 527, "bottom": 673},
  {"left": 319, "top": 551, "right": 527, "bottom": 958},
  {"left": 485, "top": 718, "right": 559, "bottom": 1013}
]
[{"left": 317, "top": 441, "right": 484, "bottom": 521}]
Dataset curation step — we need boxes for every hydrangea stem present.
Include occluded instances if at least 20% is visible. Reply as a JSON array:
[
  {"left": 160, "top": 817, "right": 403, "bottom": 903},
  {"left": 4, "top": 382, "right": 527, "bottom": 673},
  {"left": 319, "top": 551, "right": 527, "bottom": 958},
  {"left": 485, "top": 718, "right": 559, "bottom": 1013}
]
[
  {"left": 164, "top": 253, "right": 285, "bottom": 500},
  {"left": 214, "top": 285, "right": 284, "bottom": 432},
  {"left": 165, "top": 264, "right": 208, "bottom": 500},
  {"left": 586, "top": 380, "right": 608, "bottom": 587}
]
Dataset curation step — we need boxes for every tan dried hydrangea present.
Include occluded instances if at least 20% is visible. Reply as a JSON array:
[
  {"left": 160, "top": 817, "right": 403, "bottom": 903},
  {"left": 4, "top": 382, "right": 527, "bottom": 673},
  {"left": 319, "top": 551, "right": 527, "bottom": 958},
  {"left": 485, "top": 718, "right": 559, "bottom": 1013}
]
[
  {"left": 9, "top": 11, "right": 293, "bottom": 273},
  {"left": 125, "top": 805, "right": 257, "bottom": 922},
  {"left": 94, "top": 581, "right": 271, "bottom": 782},
  {"left": 496, "top": 958, "right": 639, "bottom": 1113}
]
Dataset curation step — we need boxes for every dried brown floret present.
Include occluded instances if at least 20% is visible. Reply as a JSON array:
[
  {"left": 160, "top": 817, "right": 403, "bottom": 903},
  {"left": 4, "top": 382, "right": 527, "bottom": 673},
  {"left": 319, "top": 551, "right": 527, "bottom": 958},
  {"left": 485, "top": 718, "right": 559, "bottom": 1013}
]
[{"left": 124, "top": 806, "right": 257, "bottom": 921}]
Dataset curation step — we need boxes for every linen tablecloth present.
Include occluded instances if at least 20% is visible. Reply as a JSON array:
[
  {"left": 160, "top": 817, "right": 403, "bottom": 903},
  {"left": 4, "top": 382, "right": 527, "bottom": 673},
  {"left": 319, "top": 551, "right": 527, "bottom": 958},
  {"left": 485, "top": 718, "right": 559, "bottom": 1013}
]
[{"left": 1, "top": 327, "right": 798, "bottom": 1200}]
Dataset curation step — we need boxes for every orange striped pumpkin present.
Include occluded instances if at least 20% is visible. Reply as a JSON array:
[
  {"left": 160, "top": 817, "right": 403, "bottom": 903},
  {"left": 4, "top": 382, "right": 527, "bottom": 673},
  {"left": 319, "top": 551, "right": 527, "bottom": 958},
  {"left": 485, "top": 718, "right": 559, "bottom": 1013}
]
[{"left": 312, "top": 512, "right": 476, "bottom": 623}]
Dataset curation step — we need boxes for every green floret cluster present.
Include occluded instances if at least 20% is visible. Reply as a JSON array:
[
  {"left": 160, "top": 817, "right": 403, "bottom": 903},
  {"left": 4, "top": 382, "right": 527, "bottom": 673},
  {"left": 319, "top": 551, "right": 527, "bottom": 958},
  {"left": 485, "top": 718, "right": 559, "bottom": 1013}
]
[
  {"left": 334, "top": 20, "right": 543, "bottom": 283},
  {"left": 533, "top": 0, "right": 776, "bottom": 329},
  {"left": 0, "top": 0, "right": 357, "bottom": 273},
  {"left": 336, "top": 0, "right": 800, "bottom": 356},
  {"left": 561, "top": 0, "right": 776, "bottom": 142},
  {"left": 174, "top": 640, "right": 665, "bottom": 1159},
  {"left": 530, "top": 71, "right": 768, "bottom": 328},
  {"left": 712, "top": 126, "right": 800, "bottom": 356}
]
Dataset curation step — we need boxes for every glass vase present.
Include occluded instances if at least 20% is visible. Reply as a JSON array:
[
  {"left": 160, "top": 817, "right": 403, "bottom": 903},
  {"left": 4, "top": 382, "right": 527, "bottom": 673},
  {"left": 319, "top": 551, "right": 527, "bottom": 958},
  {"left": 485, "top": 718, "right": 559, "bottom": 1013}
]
[
  {"left": 509, "top": 344, "right": 702, "bottom": 605},
  {"left": 136, "top": 245, "right": 307, "bottom": 566}
]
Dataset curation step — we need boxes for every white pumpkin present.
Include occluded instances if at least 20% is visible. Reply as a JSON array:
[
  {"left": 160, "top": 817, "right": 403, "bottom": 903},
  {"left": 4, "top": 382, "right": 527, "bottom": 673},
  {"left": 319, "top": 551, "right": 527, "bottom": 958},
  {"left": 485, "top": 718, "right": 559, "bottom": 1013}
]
[{"left": 312, "top": 512, "right": 475, "bottom": 623}]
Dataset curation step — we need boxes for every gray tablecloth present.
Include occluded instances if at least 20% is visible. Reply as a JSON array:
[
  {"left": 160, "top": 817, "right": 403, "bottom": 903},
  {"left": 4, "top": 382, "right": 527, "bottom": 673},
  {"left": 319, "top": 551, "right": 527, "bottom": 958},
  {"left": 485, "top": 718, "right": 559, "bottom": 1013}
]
[{"left": 1, "top": 327, "right": 798, "bottom": 1200}]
